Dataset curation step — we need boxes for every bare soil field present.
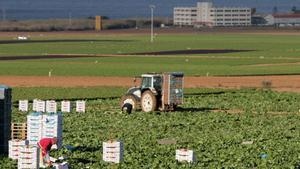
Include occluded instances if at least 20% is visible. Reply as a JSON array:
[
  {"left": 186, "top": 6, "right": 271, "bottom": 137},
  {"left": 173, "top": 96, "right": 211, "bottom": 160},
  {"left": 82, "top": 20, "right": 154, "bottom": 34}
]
[{"left": 1, "top": 75, "right": 300, "bottom": 93}]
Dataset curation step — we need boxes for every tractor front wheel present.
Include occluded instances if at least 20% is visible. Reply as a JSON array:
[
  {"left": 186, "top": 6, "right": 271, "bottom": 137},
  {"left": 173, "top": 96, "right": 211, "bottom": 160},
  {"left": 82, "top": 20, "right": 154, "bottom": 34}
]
[
  {"left": 141, "top": 91, "right": 157, "bottom": 112},
  {"left": 120, "top": 94, "right": 139, "bottom": 112}
]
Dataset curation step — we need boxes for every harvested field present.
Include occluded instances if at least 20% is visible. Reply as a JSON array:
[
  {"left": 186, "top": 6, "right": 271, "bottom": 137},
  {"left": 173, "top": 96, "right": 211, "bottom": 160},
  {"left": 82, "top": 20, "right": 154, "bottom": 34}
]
[{"left": 1, "top": 75, "right": 300, "bottom": 93}]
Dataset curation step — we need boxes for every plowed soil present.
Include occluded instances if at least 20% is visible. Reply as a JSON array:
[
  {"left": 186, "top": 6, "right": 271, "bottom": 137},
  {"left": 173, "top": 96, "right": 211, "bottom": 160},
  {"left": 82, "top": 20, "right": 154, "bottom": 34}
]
[{"left": 1, "top": 75, "right": 300, "bottom": 93}]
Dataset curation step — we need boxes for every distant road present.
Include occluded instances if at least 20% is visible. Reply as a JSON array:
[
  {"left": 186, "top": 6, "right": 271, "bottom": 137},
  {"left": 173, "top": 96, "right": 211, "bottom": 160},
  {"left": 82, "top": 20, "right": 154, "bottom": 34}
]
[{"left": 1, "top": 28, "right": 300, "bottom": 36}]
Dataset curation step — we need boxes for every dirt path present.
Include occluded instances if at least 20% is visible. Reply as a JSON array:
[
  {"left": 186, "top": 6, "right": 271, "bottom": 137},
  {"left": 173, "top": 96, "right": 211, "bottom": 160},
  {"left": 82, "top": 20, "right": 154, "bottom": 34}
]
[{"left": 1, "top": 75, "right": 300, "bottom": 93}]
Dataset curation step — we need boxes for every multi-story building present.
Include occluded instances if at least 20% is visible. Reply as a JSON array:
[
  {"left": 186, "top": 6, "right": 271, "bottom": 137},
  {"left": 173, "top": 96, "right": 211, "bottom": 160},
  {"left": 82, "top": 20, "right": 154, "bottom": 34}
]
[{"left": 174, "top": 2, "right": 251, "bottom": 27}]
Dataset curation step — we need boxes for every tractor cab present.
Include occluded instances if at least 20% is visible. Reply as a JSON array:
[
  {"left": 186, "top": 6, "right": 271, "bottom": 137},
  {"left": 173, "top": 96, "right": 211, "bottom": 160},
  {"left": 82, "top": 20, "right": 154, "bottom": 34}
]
[{"left": 141, "top": 74, "right": 162, "bottom": 94}]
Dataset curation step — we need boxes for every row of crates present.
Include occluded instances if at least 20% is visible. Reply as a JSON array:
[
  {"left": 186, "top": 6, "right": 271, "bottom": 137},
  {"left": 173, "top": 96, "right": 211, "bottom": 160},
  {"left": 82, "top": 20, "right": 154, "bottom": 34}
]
[
  {"left": 11, "top": 140, "right": 194, "bottom": 168},
  {"left": 102, "top": 141, "right": 195, "bottom": 164},
  {"left": 19, "top": 100, "right": 86, "bottom": 113},
  {"left": 27, "top": 112, "right": 63, "bottom": 149}
]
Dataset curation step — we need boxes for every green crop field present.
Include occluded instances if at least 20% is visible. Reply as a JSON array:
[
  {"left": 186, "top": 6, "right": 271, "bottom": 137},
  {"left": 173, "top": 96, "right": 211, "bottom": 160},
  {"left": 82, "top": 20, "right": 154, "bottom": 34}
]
[
  {"left": 1, "top": 87, "right": 300, "bottom": 168},
  {"left": 1, "top": 31, "right": 300, "bottom": 168},
  {"left": 0, "top": 33, "right": 300, "bottom": 76}
]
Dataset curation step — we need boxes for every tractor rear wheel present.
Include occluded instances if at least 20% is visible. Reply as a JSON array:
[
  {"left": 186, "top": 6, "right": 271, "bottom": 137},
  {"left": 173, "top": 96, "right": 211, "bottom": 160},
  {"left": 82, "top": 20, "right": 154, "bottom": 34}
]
[
  {"left": 141, "top": 90, "right": 157, "bottom": 112},
  {"left": 120, "top": 94, "right": 139, "bottom": 112}
]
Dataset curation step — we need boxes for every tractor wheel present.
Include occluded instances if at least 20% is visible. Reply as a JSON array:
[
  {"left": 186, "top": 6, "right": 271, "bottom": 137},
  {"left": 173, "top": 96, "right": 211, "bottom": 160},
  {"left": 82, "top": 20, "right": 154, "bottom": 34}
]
[
  {"left": 141, "top": 90, "right": 157, "bottom": 112},
  {"left": 120, "top": 94, "right": 139, "bottom": 112}
]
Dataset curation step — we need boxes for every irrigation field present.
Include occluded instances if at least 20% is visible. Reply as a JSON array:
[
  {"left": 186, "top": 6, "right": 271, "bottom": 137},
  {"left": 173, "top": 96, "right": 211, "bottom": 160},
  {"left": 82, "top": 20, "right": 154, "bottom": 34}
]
[
  {"left": 1, "top": 29, "right": 300, "bottom": 168},
  {"left": 0, "top": 30, "right": 300, "bottom": 76}
]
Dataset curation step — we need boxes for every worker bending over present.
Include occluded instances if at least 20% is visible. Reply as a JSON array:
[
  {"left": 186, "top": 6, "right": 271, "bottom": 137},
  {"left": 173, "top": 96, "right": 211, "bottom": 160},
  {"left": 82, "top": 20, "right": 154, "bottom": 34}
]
[{"left": 38, "top": 137, "right": 57, "bottom": 167}]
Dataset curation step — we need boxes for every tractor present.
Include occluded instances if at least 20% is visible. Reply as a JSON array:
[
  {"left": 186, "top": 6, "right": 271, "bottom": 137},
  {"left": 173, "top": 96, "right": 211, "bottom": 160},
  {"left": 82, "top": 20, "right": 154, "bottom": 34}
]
[{"left": 120, "top": 72, "right": 184, "bottom": 113}]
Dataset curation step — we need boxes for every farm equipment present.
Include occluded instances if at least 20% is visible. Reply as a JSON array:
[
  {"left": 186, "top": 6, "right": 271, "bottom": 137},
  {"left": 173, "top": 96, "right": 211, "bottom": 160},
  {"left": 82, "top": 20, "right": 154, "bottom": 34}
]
[{"left": 120, "top": 72, "right": 184, "bottom": 113}]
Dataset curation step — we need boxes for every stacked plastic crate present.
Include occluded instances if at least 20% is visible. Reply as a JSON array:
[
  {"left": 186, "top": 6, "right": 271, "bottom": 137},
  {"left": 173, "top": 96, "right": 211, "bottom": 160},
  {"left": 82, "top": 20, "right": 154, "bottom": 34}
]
[
  {"left": 33, "top": 99, "right": 45, "bottom": 112},
  {"left": 18, "top": 100, "right": 28, "bottom": 112},
  {"left": 27, "top": 112, "right": 43, "bottom": 145},
  {"left": 175, "top": 149, "right": 196, "bottom": 163},
  {"left": 61, "top": 101, "right": 71, "bottom": 113},
  {"left": 103, "top": 140, "right": 123, "bottom": 163},
  {"left": 8, "top": 140, "right": 29, "bottom": 160},
  {"left": 42, "top": 113, "right": 63, "bottom": 149},
  {"left": 17, "top": 146, "right": 40, "bottom": 169},
  {"left": 76, "top": 100, "right": 86, "bottom": 112},
  {"left": 46, "top": 100, "right": 57, "bottom": 113}
]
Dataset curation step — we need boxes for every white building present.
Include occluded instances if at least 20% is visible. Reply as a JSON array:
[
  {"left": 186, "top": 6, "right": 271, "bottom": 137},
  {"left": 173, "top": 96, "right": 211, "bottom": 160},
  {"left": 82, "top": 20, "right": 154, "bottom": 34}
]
[
  {"left": 264, "top": 14, "right": 275, "bottom": 25},
  {"left": 174, "top": 2, "right": 251, "bottom": 27},
  {"left": 273, "top": 14, "right": 300, "bottom": 26}
]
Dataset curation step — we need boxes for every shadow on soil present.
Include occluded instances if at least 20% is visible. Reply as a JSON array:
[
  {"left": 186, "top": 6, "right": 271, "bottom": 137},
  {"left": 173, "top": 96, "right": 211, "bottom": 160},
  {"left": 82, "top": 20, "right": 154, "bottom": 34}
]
[
  {"left": 129, "top": 49, "right": 254, "bottom": 55},
  {"left": 75, "top": 146, "right": 100, "bottom": 153},
  {"left": 72, "top": 157, "right": 97, "bottom": 164}
]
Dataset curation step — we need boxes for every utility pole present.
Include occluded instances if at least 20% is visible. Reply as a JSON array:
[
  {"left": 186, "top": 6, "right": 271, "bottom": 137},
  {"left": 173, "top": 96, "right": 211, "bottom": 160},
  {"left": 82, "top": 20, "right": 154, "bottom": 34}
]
[
  {"left": 2, "top": 8, "right": 6, "bottom": 22},
  {"left": 149, "top": 5, "right": 155, "bottom": 43},
  {"left": 68, "top": 12, "right": 72, "bottom": 27}
]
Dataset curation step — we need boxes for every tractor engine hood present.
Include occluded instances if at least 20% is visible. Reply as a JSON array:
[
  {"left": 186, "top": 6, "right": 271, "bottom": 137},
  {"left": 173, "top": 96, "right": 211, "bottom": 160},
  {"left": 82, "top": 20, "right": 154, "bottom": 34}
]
[{"left": 127, "top": 87, "right": 142, "bottom": 98}]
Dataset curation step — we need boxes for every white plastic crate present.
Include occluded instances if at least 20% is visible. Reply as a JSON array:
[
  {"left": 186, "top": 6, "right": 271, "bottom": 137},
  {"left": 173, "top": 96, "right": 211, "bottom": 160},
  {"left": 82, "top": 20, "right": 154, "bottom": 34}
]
[
  {"left": 103, "top": 140, "right": 123, "bottom": 163},
  {"left": 46, "top": 100, "right": 57, "bottom": 113},
  {"left": 19, "top": 100, "right": 28, "bottom": 112},
  {"left": 175, "top": 149, "right": 196, "bottom": 163},
  {"left": 33, "top": 99, "right": 45, "bottom": 112},
  {"left": 61, "top": 101, "right": 71, "bottom": 113},
  {"left": 9, "top": 140, "right": 29, "bottom": 160},
  {"left": 42, "top": 113, "right": 63, "bottom": 149},
  {"left": 27, "top": 112, "right": 43, "bottom": 145},
  {"left": 18, "top": 146, "right": 40, "bottom": 169},
  {"left": 76, "top": 100, "right": 86, "bottom": 113}
]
